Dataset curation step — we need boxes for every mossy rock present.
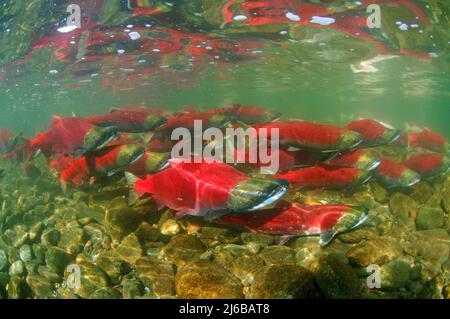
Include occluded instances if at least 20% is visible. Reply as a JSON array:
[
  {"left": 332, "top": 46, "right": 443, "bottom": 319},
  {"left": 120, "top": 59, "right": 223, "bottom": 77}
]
[
  {"left": 176, "top": 260, "right": 243, "bottom": 299},
  {"left": 161, "top": 234, "right": 206, "bottom": 267},
  {"left": 252, "top": 264, "right": 317, "bottom": 299},
  {"left": 313, "top": 255, "right": 361, "bottom": 299},
  {"left": 415, "top": 207, "right": 445, "bottom": 230}
]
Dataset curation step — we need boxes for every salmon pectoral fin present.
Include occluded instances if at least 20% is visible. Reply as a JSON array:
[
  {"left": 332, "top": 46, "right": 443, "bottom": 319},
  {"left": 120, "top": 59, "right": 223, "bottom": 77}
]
[{"left": 319, "top": 231, "right": 337, "bottom": 247}]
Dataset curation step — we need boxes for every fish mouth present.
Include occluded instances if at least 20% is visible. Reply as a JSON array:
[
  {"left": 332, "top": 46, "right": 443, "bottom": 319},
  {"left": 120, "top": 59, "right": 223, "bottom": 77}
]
[
  {"left": 384, "top": 129, "right": 401, "bottom": 145},
  {"left": 227, "top": 178, "right": 289, "bottom": 212},
  {"left": 246, "top": 181, "right": 289, "bottom": 211},
  {"left": 362, "top": 157, "right": 381, "bottom": 171},
  {"left": 364, "top": 160, "right": 381, "bottom": 171},
  {"left": 156, "top": 159, "right": 171, "bottom": 172},
  {"left": 144, "top": 115, "right": 168, "bottom": 131},
  {"left": 336, "top": 130, "right": 364, "bottom": 152},
  {"left": 129, "top": 150, "right": 145, "bottom": 165},
  {"left": 357, "top": 173, "right": 373, "bottom": 186},
  {"left": 336, "top": 207, "right": 371, "bottom": 235},
  {"left": 98, "top": 130, "right": 118, "bottom": 149}
]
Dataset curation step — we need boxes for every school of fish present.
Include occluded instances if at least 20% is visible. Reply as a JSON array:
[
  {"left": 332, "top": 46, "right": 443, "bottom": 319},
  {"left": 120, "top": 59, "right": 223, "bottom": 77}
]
[{"left": 0, "top": 104, "right": 448, "bottom": 247}]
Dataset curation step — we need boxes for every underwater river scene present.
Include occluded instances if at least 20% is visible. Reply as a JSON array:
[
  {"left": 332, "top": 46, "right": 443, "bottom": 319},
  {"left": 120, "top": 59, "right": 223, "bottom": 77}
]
[{"left": 0, "top": 0, "right": 449, "bottom": 300}]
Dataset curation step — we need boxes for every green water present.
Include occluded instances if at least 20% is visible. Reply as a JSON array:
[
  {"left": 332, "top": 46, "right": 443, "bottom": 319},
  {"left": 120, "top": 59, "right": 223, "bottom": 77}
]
[{"left": 0, "top": 0, "right": 449, "bottom": 136}]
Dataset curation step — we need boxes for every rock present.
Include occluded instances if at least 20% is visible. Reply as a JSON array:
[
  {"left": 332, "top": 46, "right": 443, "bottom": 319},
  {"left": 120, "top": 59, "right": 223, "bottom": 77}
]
[
  {"left": 347, "top": 236, "right": 403, "bottom": 267},
  {"left": 0, "top": 272, "right": 8, "bottom": 292},
  {"left": 379, "top": 259, "right": 411, "bottom": 290},
  {"left": 7, "top": 276, "right": 29, "bottom": 299},
  {"left": 212, "top": 244, "right": 265, "bottom": 287},
  {"left": 157, "top": 210, "right": 176, "bottom": 228},
  {"left": 38, "top": 266, "right": 62, "bottom": 283},
  {"left": 160, "top": 219, "right": 181, "bottom": 236},
  {"left": 58, "top": 226, "right": 86, "bottom": 255},
  {"left": 389, "top": 192, "right": 417, "bottom": 225},
  {"left": 371, "top": 182, "right": 389, "bottom": 203},
  {"left": 96, "top": 252, "right": 130, "bottom": 284},
  {"left": 105, "top": 206, "right": 142, "bottom": 241},
  {"left": 410, "top": 182, "right": 434, "bottom": 204},
  {"left": 135, "top": 257, "right": 175, "bottom": 297},
  {"left": 12, "top": 228, "right": 28, "bottom": 248},
  {"left": 121, "top": 276, "right": 145, "bottom": 299},
  {"left": 337, "top": 227, "right": 377, "bottom": 244},
  {"left": 412, "top": 230, "right": 449, "bottom": 280},
  {"left": 9, "top": 260, "right": 26, "bottom": 277},
  {"left": 443, "top": 284, "right": 450, "bottom": 300},
  {"left": 0, "top": 250, "right": 8, "bottom": 272},
  {"left": 45, "top": 247, "right": 70, "bottom": 275},
  {"left": 69, "top": 262, "right": 110, "bottom": 299},
  {"left": 200, "top": 227, "right": 241, "bottom": 244},
  {"left": 115, "top": 233, "right": 143, "bottom": 265},
  {"left": 258, "top": 246, "right": 295, "bottom": 265},
  {"left": 415, "top": 207, "right": 444, "bottom": 230},
  {"left": 19, "top": 245, "right": 33, "bottom": 263},
  {"left": 240, "top": 233, "right": 275, "bottom": 248},
  {"left": 29, "top": 222, "right": 43, "bottom": 242},
  {"left": 252, "top": 264, "right": 317, "bottom": 299},
  {"left": 26, "top": 274, "right": 54, "bottom": 298},
  {"left": 442, "top": 187, "right": 450, "bottom": 213},
  {"left": 176, "top": 260, "right": 244, "bottom": 299},
  {"left": 135, "top": 222, "right": 167, "bottom": 243},
  {"left": 83, "top": 223, "right": 106, "bottom": 242},
  {"left": 313, "top": 255, "right": 361, "bottom": 298},
  {"left": 41, "top": 229, "right": 60, "bottom": 247},
  {"left": 161, "top": 234, "right": 205, "bottom": 267},
  {"left": 89, "top": 287, "right": 121, "bottom": 299},
  {"left": 32, "top": 244, "right": 46, "bottom": 264},
  {"left": 25, "top": 260, "right": 39, "bottom": 275}
]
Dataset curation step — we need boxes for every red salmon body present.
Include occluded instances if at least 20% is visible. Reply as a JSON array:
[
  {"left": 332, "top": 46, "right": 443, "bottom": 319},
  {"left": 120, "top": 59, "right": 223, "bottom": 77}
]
[
  {"left": 346, "top": 119, "right": 400, "bottom": 147},
  {"left": 376, "top": 157, "right": 420, "bottom": 188},
  {"left": 56, "top": 144, "right": 144, "bottom": 186},
  {"left": 232, "top": 104, "right": 280, "bottom": 124},
  {"left": 86, "top": 107, "right": 168, "bottom": 132},
  {"left": 126, "top": 151, "right": 170, "bottom": 177},
  {"left": 29, "top": 117, "right": 95, "bottom": 157},
  {"left": 275, "top": 165, "right": 371, "bottom": 189},
  {"left": 126, "top": 160, "right": 288, "bottom": 218},
  {"left": 253, "top": 120, "right": 363, "bottom": 152},
  {"left": 159, "top": 111, "right": 231, "bottom": 134},
  {"left": 408, "top": 129, "right": 449, "bottom": 153},
  {"left": 29, "top": 116, "right": 118, "bottom": 158},
  {"left": 325, "top": 149, "right": 381, "bottom": 171},
  {"left": 403, "top": 153, "right": 449, "bottom": 177},
  {"left": 129, "top": 161, "right": 248, "bottom": 216},
  {"left": 220, "top": 201, "right": 369, "bottom": 246}
]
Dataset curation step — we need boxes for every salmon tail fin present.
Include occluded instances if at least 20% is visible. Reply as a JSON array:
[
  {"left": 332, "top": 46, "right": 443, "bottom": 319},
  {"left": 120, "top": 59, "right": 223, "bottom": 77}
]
[{"left": 125, "top": 172, "right": 140, "bottom": 206}]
